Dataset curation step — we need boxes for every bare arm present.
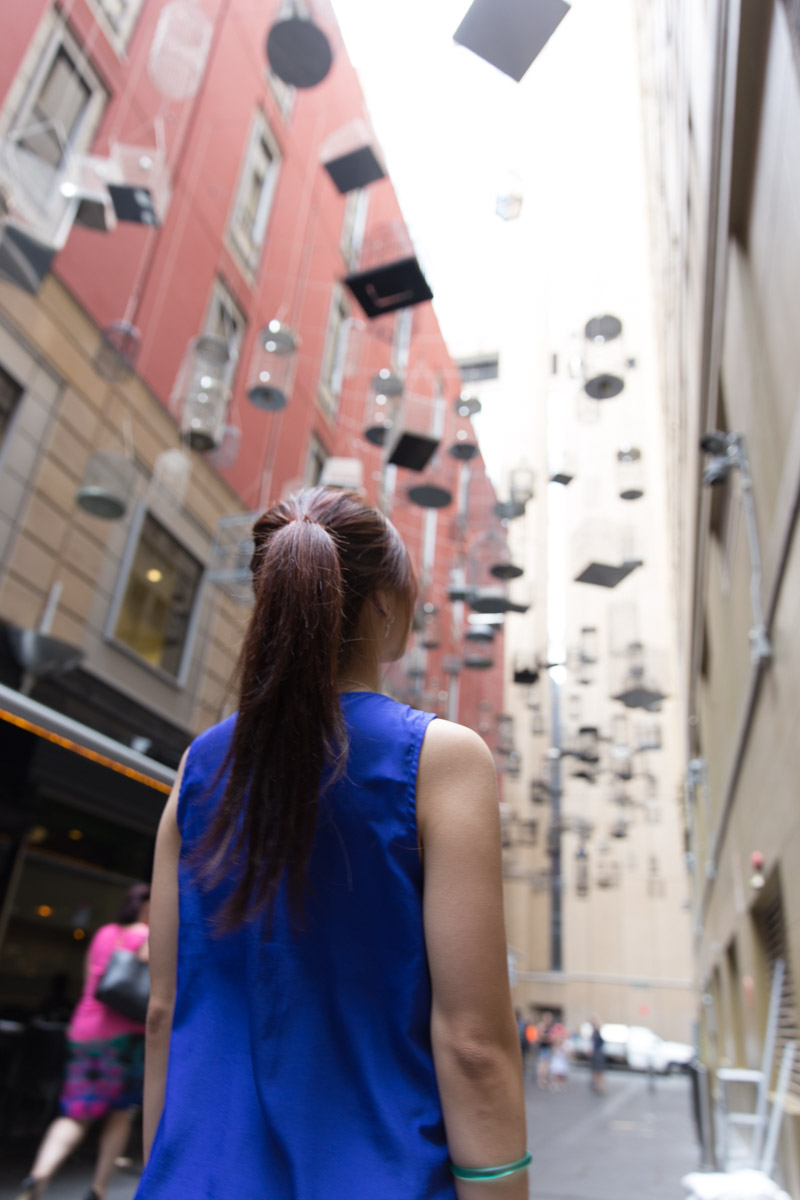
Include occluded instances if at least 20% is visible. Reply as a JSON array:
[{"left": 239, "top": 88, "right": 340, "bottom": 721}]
[
  {"left": 417, "top": 721, "right": 528, "bottom": 1200},
  {"left": 142, "top": 753, "right": 185, "bottom": 1163}
]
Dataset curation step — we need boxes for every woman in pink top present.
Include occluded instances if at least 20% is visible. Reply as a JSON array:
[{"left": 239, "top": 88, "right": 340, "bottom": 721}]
[{"left": 17, "top": 883, "right": 150, "bottom": 1200}]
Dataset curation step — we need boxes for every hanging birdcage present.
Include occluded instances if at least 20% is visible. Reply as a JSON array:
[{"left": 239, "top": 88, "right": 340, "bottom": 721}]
[
  {"left": 76, "top": 451, "right": 138, "bottom": 519},
  {"left": 453, "top": 0, "right": 571, "bottom": 82},
  {"left": 575, "top": 845, "right": 590, "bottom": 897},
  {"left": 148, "top": 1, "right": 213, "bottom": 101},
  {"left": 611, "top": 642, "right": 667, "bottom": 710},
  {"left": 266, "top": 4, "right": 333, "bottom": 89},
  {"left": 419, "top": 602, "right": 441, "bottom": 649},
  {"left": 208, "top": 423, "right": 242, "bottom": 471},
  {"left": 362, "top": 368, "right": 401, "bottom": 446},
  {"left": 446, "top": 563, "right": 472, "bottom": 602},
  {"left": 609, "top": 711, "right": 634, "bottom": 781},
  {"left": 636, "top": 721, "right": 662, "bottom": 752},
  {"left": 407, "top": 447, "right": 455, "bottom": 509},
  {"left": 207, "top": 512, "right": 258, "bottom": 604},
  {"left": 530, "top": 704, "right": 545, "bottom": 737},
  {"left": 512, "top": 654, "right": 539, "bottom": 685},
  {"left": 449, "top": 394, "right": 480, "bottom": 461},
  {"left": 150, "top": 447, "right": 191, "bottom": 507},
  {"left": 617, "top": 445, "right": 645, "bottom": 500},
  {"left": 580, "top": 313, "right": 627, "bottom": 400},
  {"left": 174, "top": 335, "right": 232, "bottom": 452},
  {"left": 94, "top": 321, "right": 142, "bottom": 383},
  {"left": 321, "top": 119, "right": 385, "bottom": 193},
  {"left": 247, "top": 321, "right": 299, "bottom": 411},
  {"left": 496, "top": 713, "right": 515, "bottom": 754},
  {"left": 59, "top": 153, "right": 118, "bottom": 232},
  {"left": 106, "top": 137, "right": 171, "bottom": 227},
  {"left": 610, "top": 816, "right": 630, "bottom": 840},
  {"left": 385, "top": 391, "right": 440, "bottom": 472},
  {"left": 441, "top": 654, "right": 461, "bottom": 676},
  {"left": 549, "top": 447, "right": 576, "bottom": 486},
  {"left": 467, "top": 527, "right": 516, "bottom": 613},
  {"left": 572, "top": 519, "right": 643, "bottom": 588},
  {"left": 463, "top": 644, "right": 494, "bottom": 669},
  {"left": 344, "top": 220, "right": 432, "bottom": 319},
  {"left": 465, "top": 622, "right": 496, "bottom": 643},
  {"left": 509, "top": 466, "right": 534, "bottom": 507}
]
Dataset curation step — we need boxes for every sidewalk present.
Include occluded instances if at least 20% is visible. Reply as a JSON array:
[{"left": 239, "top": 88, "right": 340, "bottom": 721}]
[
  {"left": 0, "top": 1066, "right": 700, "bottom": 1199},
  {"left": 525, "top": 1064, "right": 700, "bottom": 1200}
]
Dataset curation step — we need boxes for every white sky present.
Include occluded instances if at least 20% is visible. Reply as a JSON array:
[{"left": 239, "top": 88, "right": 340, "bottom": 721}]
[{"left": 330, "top": 0, "right": 534, "bottom": 355}]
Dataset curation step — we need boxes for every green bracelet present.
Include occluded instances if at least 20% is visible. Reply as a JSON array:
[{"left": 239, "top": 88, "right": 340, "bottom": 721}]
[{"left": 450, "top": 1151, "right": 532, "bottom": 1181}]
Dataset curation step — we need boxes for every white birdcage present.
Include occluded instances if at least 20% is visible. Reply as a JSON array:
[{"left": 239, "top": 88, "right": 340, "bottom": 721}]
[
  {"left": 611, "top": 642, "right": 667, "bottom": 711},
  {"left": 207, "top": 423, "right": 242, "bottom": 470},
  {"left": 76, "top": 451, "right": 138, "bottom": 519},
  {"left": 580, "top": 313, "right": 628, "bottom": 401},
  {"left": 247, "top": 321, "right": 300, "bottom": 411},
  {"left": 93, "top": 321, "right": 142, "bottom": 383},
  {"left": 572, "top": 519, "right": 643, "bottom": 588},
  {"left": 617, "top": 445, "right": 645, "bottom": 500},
  {"left": 266, "top": 6, "right": 333, "bottom": 89},
  {"left": 150, "top": 447, "right": 192, "bottom": 507},
  {"left": 449, "top": 394, "right": 480, "bottom": 461},
  {"left": 207, "top": 512, "right": 258, "bottom": 604},
  {"left": 148, "top": 1, "right": 213, "bottom": 101},
  {"left": 344, "top": 220, "right": 432, "bottom": 320},
  {"left": 321, "top": 119, "right": 385, "bottom": 194},
  {"left": 363, "top": 368, "right": 402, "bottom": 447},
  {"left": 173, "top": 335, "right": 233, "bottom": 453},
  {"left": 58, "top": 153, "right": 118, "bottom": 232}
]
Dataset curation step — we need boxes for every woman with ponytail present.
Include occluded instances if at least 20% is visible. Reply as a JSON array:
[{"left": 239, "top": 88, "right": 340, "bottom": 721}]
[{"left": 136, "top": 488, "right": 527, "bottom": 1200}]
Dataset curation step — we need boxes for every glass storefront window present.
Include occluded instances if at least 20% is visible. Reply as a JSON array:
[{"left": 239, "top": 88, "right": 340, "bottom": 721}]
[{"left": 114, "top": 513, "right": 202, "bottom": 676}]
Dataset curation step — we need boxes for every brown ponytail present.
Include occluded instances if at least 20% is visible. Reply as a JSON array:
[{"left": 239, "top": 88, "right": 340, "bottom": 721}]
[{"left": 195, "top": 487, "right": 416, "bottom": 932}]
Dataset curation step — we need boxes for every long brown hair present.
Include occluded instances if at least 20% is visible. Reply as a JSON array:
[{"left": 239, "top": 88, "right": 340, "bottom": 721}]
[{"left": 196, "top": 487, "right": 416, "bottom": 931}]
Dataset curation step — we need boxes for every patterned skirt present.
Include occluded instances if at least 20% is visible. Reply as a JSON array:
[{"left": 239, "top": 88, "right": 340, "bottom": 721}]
[{"left": 59, "top": 1033, "right": 145, "bottom": 1121}]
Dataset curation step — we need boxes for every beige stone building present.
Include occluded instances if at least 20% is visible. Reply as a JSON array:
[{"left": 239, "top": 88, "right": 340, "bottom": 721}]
[{"left": 637, "top": 0, "right": 800, "bottom": 1183}]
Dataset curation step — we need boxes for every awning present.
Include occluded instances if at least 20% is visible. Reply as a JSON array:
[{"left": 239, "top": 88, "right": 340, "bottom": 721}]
[{"left": 0, "top": 680, "right": 175, "bottom": 795}]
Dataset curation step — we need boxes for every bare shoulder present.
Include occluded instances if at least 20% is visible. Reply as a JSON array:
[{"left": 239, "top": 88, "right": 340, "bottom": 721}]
[{"left": 419, "top": 718, "right": 495, "bottom": 775}]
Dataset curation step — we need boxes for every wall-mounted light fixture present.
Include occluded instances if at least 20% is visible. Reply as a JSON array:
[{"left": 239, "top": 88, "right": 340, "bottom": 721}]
[{"left": 700, "top": 430, "right": 771, "bottom": 664}]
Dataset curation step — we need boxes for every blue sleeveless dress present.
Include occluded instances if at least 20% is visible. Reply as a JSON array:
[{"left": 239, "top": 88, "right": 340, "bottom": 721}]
[{"left": 136, "top": 692, "right": 457, "bottom": 1200}]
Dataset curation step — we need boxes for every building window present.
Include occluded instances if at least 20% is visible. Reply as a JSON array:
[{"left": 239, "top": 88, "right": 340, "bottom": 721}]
[
  {"left": 203, "top": 277, "right": 247, "bottom": 365},
  {"left": 0, "top": 366, "right": 23, "bottom": 445},
  {"left": 393, "top": 307, "right": 413, "bottom": 374},
  {"left": 318, "top": 288, "right": 350, "bottom": 416},
  {"left": 112, "top": 513, "right": 203, "bottom": 679},
  {"left": 228, "top": 110, "right": 281, "bottom": 274},
  {"left": 305, "top": 434, "right": 327, "bottom": 486},
  {"left": 5, "top": 20, "right": 107, "bottom": 208},
  {"left": 457, "top": 354, "right": 500, "bottom": 382},
  {"left": 340, "top": 188, "right": 369, "bottom": 268}
]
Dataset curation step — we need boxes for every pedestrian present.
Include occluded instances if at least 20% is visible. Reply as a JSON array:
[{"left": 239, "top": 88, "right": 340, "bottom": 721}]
[
  {"left": 16, "top": 883, "right": 151, "bottom": 1200},
  {"left": 135, "top": 488, "right": 530, "bottom": 1198},
  {"left": 548, "top": 1023, "right": 570, "bottom": 1091},
  {"left": 516, "top": 1009, "right": 530, "bottom": 1074},
  {"left": 590, "top": 1017, "right": 606, "bottom": 1094},
  {"left": 537, "top": 1010, "right": 554, "bottom": 1089}
]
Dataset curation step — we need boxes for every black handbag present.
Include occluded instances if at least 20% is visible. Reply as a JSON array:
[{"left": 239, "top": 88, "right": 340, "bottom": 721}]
[{"left": 95, "top": 945, "right": 150, "bottom": 1024}]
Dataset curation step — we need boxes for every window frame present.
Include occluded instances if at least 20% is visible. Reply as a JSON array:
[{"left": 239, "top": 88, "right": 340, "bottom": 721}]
[
  {"left": 86, "top": 0, "right": 146, "bottom": 51},
  {"left": 227, "top": 108, "right": 282, "bottom": 277},
  {"left": 340, "top": 187, "right": 369, "bottom": 269},
  {"left": 304, "top": 433, "right": 328, "bottom": 486},
  {"left": 0, "top": 14, "right": 108, "bottom": 217},
  {"left": 104, "top": 503, "right": 206, "bottom": 689},
  {"left": 317, "top": 286, "right": 351, "bottom": 418}
]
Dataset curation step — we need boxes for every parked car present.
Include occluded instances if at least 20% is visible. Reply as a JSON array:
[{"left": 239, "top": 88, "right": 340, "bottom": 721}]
[
  {"left": 575, "top": 1022, "right": 629, "bottom": 1064},
  {"left": 576, "top": 1023, "right": 694, "bottom": 1073}
]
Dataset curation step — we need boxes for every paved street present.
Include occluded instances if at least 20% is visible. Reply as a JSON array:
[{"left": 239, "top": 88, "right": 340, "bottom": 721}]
[{"left": 0, "top": 1065, "right": 700, "bottom": 1199}]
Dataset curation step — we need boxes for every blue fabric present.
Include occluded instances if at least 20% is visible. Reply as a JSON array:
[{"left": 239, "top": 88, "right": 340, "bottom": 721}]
[{"left": 136, "top": 692, "right": 455, "bottom": 1200}]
